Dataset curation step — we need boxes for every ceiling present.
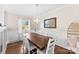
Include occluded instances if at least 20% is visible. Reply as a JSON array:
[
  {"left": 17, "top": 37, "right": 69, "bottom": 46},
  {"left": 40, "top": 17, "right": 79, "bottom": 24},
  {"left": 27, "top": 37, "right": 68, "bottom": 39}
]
[{"left": 0, "top": 4, "right": 65, "bottom": 17}]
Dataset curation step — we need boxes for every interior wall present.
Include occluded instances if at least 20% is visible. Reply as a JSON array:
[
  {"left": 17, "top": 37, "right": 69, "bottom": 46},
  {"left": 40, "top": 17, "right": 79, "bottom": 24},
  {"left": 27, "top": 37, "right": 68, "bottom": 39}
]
[
  {"left": 5, "top": 13, "right": 18, "bottom": 30},
  {"left": 5, "top": 12, "right": 32, "bottom": 43},
  {"left": 0, "top": 8, "right": 4, "bottom": 26},
  {"left": 38, "top": 5, "right": 79, "bottom": 48},
  {"left": 5, "top": 13, "right": 19, "bottom": 43}
]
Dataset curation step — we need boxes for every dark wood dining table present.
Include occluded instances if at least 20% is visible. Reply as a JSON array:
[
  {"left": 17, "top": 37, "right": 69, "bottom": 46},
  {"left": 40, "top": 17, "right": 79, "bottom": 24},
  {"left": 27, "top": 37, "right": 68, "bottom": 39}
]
[{"left": 25, "top": 32, "right": 50, "bottom": 50}]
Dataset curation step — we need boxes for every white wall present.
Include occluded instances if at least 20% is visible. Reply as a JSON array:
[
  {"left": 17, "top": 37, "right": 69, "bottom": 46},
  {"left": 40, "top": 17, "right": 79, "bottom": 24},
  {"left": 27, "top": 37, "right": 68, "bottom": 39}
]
[
  {"left": 0, "top": 8, "right": 5, "bottom": 26},
  {"left": 38, "top": 5, "right": 79, "bottom": 48},
  {"left": 0, "top": 8, "right": 4, "bottom": 46},
  {"left": 5, "top": 13, "right": 18, "bottom": 29},
  {"left": 5, "top": 13, "right": 19, "bottom": 43},
  {"left": 5, "top": 12, "right": 32, "bottom": 43},
  {"left": 0, "top": 8, "right": 5, "bottom": 53}
]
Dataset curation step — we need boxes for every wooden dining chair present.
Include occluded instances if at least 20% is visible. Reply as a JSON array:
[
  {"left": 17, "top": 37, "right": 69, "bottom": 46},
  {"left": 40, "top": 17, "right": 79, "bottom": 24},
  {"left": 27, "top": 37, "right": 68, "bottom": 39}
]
[{"left": 46, "top": 38, "right": 55, "bottom": 54}]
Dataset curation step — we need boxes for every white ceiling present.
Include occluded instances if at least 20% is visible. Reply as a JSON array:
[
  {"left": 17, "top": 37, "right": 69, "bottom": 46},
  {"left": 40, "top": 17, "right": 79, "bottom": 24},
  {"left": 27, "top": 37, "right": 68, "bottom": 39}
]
[{"left": 0, "top": 4, "right": 65, "bottom": 17}]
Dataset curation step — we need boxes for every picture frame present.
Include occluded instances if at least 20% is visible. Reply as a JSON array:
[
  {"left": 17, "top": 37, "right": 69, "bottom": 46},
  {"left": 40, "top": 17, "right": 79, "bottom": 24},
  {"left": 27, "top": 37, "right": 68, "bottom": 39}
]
[{"left": 44, "top": 17, "right": 56, "bottom": 28}]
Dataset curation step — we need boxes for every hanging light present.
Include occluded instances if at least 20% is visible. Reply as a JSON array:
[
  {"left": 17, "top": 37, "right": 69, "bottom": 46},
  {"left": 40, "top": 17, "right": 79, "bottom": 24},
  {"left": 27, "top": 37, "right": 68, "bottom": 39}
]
[{"left": 35, "top": 4, "right": 39, "bottom": 6}]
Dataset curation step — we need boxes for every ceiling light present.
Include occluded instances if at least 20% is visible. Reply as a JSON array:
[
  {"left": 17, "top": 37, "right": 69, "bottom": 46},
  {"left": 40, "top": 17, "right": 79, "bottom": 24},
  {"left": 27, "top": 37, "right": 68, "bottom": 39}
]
[{"left": 35, "top": 4, "right": 39, "bottom": 6}]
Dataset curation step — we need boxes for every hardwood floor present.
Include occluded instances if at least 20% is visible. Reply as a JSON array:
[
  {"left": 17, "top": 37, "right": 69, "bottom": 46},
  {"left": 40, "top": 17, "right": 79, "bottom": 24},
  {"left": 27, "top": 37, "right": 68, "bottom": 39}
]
[
  {"left": 5, "top": 41, "right": 26, "bottom": 54},
  {"left": 5, "top": 41, "right": 75, "bottom": 54},
  {"left": 54, "top": 45, "right": 75, "bottom": 54}
]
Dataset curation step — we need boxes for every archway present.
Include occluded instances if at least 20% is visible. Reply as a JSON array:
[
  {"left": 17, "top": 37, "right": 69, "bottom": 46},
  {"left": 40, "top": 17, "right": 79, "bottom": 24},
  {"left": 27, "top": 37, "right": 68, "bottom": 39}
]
[{"left": 67, "top": 21, "right": 79, "bottom": 53}]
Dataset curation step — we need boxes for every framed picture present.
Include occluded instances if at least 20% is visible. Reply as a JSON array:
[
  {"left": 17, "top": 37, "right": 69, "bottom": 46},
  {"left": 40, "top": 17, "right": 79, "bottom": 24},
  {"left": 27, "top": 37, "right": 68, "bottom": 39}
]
[{"left": 44, "top": 17, "right": 56, "bottom": 28}]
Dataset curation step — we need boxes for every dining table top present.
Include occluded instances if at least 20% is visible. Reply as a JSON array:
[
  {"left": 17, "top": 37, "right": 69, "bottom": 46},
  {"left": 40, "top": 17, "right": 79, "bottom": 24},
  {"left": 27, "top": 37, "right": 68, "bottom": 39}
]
[{"left": 25, "top": 32, "right": 51, "bottom": 50}]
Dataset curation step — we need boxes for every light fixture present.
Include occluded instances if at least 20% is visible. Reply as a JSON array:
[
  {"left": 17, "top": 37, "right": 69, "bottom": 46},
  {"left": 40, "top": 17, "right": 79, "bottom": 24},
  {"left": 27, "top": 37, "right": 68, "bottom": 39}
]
[
  {"left": 35, "top": 4, "right": 39, "bottom": 6},
  {"left": 34, "top": 18, "right": 39, "bottom": 23}
]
